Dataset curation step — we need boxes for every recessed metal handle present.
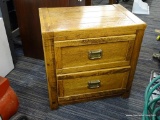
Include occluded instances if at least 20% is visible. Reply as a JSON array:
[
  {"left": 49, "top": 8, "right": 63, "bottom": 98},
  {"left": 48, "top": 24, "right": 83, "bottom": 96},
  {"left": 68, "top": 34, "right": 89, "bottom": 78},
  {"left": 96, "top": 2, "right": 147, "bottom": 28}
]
[
  {"left": 88, "top": 49, "right": 102, "bottom": 60},
  {"left": 88, "top": 80, "right": 101, "bottom": 89}
]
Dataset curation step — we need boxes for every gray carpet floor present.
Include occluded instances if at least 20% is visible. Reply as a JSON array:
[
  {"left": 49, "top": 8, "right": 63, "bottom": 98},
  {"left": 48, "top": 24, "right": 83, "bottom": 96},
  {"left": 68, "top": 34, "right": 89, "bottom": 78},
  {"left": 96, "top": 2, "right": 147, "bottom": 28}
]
[{"left": 7, "top": 0, "right": 160, "bottom": 120}]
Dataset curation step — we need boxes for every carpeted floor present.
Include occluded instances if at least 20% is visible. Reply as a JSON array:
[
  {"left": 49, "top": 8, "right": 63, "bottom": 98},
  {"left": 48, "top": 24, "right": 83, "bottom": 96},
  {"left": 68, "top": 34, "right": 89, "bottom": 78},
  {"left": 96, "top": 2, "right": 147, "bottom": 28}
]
[{"left": 7, "top": 0, "right": 160, "bottom": 120}]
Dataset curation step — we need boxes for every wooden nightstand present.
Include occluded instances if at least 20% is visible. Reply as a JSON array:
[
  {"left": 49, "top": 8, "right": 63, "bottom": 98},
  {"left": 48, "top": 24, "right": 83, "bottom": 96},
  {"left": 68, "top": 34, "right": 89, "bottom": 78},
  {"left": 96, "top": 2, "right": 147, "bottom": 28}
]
[{"left": 39, "top": 4, "right": 146, "bottom": 109}]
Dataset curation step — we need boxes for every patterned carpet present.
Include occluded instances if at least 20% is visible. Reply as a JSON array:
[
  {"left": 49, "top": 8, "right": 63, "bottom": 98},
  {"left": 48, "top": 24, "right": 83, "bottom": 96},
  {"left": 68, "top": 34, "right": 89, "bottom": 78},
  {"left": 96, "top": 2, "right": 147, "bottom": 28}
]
[{"left": 6, "top": 0, "right": 160, "bottom": 120}]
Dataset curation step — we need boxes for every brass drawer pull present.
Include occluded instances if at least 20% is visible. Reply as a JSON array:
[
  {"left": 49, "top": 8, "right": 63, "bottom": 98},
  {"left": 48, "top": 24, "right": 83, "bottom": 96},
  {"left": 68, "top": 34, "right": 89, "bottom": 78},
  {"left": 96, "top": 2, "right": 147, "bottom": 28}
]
[
  {"left": 88, "top": 49, "right": 102, "bottom": 60},
  {"left": 88, "top": 80, "right": 101, "bottom": 89}
]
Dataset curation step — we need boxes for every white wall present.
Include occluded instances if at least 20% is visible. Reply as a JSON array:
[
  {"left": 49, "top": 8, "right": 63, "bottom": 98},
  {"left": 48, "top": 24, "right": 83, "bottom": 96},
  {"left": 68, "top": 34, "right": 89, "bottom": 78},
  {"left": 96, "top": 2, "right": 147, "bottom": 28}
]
[{"left": 0, "top": 17, "right": 14, "bottom": 77}]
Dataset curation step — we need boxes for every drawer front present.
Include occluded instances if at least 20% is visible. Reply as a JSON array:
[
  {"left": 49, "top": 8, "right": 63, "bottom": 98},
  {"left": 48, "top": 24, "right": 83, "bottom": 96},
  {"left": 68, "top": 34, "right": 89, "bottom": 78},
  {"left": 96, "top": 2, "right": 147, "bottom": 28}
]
[
  {"left": 58, "top": 66, "right": 130, "bottom": 97},
  {"left": 55, "top": 35, "right": 135, "bottom": 74}
]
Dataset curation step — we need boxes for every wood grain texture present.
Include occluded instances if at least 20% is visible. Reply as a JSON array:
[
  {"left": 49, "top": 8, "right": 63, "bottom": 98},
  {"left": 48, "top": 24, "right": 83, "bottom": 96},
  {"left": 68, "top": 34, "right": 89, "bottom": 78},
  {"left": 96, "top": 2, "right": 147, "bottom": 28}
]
[
  {"left": 122, "top": 29, "right": 146, "bottom": 98},
  {"left": 58, "top": 88, "right": 126, "bottom": 105},
  {"left": 55, "top": 35, "right": 135, "bottom": 70},
  {"left": 58, "top": 67, "right": 130, "bottom": 97},
  {"left": 54, "top": 34, "right": 136, "bottom": 47},
  {"left": 56, "top": 61, "right": 130, "bottom": 74},
  {"left": 41, "top": 4, "right": 146, "bottom": 38},
  {"left": 55, "top": 47, "right": 62, "bottom": 69},
  {"left": 39, "top": 8, "right": 58, "bottom": 109},
  {"left": 113, "top": 4, "right": 147, "bottom": 28},
  {"left": 61, "top": 42, "right": 130, "bottom": 68},
  {"left": 39, "top": 4, "right": 146, "bottom": 109},
  {"left": 57, "top": 66, "right": 130, "bottom": 80}
]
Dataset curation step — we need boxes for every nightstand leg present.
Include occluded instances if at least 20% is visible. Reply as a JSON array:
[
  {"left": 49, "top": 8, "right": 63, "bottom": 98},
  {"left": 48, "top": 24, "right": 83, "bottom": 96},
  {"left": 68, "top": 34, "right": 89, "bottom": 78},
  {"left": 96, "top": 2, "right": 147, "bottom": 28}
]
[{"left": 121, "top": 90, "right": 131, "bottom": 98}]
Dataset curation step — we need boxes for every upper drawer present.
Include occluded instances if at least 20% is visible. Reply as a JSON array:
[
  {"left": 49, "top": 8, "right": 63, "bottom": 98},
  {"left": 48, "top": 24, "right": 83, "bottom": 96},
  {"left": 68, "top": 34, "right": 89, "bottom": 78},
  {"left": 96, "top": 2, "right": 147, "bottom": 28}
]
[{"left": 55, "top": 34, "right": 135, "bottom": 74}]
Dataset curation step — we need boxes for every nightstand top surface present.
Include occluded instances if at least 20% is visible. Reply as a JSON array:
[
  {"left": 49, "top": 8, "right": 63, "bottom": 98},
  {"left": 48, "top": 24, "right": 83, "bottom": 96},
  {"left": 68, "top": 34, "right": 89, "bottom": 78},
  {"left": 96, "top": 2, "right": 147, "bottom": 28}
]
[{"left": 39, "top": 4, "right": 146, "bottom": 38}]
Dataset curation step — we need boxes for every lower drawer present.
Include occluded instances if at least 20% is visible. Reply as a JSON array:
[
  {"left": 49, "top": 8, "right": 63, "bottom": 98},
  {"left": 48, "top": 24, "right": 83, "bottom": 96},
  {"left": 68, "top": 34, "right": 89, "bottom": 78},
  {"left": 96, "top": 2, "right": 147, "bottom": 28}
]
[{"left": 57, "top": 66, "right": 130, "bottom": 97}]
